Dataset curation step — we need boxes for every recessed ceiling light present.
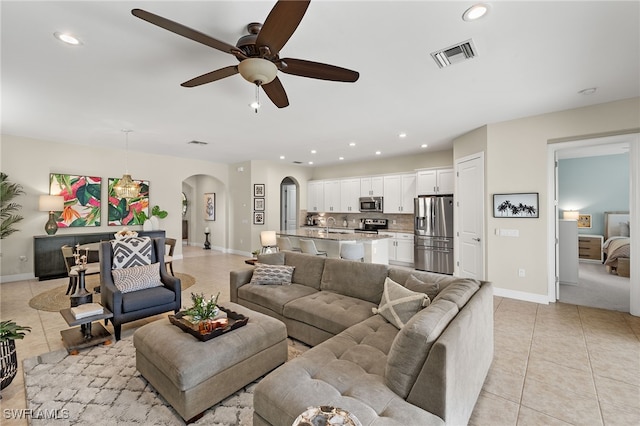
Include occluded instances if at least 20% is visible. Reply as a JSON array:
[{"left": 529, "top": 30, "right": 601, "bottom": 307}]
[
  {"left": 349, "top": 142, "right": 356, "bottom": 147},
  {"left": 310, "top": 150, "right": 317, "bottom": 154},
  {"left": 54, "top": 32, "right": 82, "bottom": 45},
  {"left": 399, "top": 132, "right": 407, "bottom": 138},
  {"left": 279, "top": 155, "right": 285, "bottom": 160},
  {"left": 462, "top": 3, "right": 490, "bottom": 22},
  {"left": 339, "top": 157, "right": 344, "bottom": 161},
  {"left": 578, "top": 87, "right": 597, "bottom": 95},
  {"left": 375, "top": 151, "right": 381, "bottom": 155},
  {"left": 421, "top": 144, "right": 428, "bottom": 148},
  {"left": 308, "top": 161, "right": 314, "bottom": 165}
]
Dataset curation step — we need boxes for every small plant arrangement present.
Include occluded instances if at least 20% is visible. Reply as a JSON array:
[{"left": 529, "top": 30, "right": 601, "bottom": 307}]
[
  {"left": 182, "top": 292, "right": 221, "bottom": 323},
  {"left": 0, "top": 320, "right": 31, "bottom": 342}
]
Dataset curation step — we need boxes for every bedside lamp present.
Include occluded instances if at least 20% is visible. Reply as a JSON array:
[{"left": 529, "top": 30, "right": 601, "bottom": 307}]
[
  {"left": 39, "top": 195, "right": 64, "bottom": 235},
  {"left": 563, "top": 210, "right": 579, "bottom": 220}
]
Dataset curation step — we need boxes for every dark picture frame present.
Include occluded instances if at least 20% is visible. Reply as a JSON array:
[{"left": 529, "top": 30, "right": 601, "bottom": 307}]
[
  {"left": 254, "top": 197, "right": 265, "bottom": 211},
  {"left": 253, "top": 211, "right": 264, "bottom": 225},
  {"left": 254, "top": 184, "right": 265, "bottom": 197},
  {"left": 493, "top": 193, "right": 539, "bottom": 218}
]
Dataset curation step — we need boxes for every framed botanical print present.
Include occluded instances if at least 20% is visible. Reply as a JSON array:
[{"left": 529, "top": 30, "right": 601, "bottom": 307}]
[
  {"left": 254, "top": 197, "right": 265, "bottom": 211},
  {"left": 204, "top": 193, "right": 216, "bottom": 221},
  {"left": 107, "top": 177, "right": 149, "bottom": 226},
  {"left": 50, "top": 173, "right": 102, "bottom": 227},
  {"left": 493, "top": 193, "right": 539, "bottom": 218},
  {"left": 253, "top": 211, "right": 264, "bottom": 225},
  {"left": 254, "top": 184, "right": 265, "bottom": 197}
]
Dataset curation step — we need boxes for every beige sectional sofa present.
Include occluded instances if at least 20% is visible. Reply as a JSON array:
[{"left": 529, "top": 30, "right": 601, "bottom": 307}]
[{"left": 229, "top": 251, "right": 493, "bottom": 426}]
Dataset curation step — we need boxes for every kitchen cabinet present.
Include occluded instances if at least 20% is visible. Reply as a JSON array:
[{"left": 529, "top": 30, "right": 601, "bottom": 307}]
[
  {"left": 383, "top": 174, "right": 416, "bottom": 214},
  {"left": 360, "top": 176, "right": 384, "bottom": 197},
  {"left": 340, "top": 178, "right": 360, "bottom": 213},
  {"left": 323, "top": 180, "right": 341, "bottom": 212},
  {"left": 307, "top": 180, "right": 324, "bottom": 212},
  {"left": 379, "top": 231, "right": 414, "bottom": 265},
  {"left": 416, "top": 168, "right": 454, "bottom": 195}
]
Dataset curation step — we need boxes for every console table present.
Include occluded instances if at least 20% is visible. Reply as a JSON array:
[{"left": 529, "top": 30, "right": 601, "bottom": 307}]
[{"left": 33, "top": 230, "right": 165, "bottom": 280}]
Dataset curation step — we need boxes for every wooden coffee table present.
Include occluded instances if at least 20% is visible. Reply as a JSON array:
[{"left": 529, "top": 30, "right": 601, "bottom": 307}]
[{"left": 59, "top": 305, "right": 114, "bottom": 355}]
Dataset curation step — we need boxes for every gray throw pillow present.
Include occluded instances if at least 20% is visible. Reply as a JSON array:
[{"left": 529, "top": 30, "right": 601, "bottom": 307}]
[
  {"left": 404, "top": 274, "right": 440, "bottom": 300},
  {"left": 373, "top": 277, "right": 429, "bottom": 329},
  {"left": 111, "top": 262, "right": 163, "bottom": 293},
  {"left": 250, "top": 263, "right": 295, "bottom": 285}
]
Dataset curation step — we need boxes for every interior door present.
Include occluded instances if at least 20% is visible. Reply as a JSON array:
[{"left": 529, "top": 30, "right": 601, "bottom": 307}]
[{"left": 455, "top": 154, "right": 485, "bottom": 279}]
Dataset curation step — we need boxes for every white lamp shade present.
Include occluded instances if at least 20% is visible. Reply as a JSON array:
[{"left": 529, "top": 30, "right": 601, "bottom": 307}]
[
  {"left": 238, "top": 58, "right": 278, "bottom": 85},
  {"left": 261, "top": 231, "right": 277, "bottom": 247},
  {"left": 39, "top": 195, "right": 64, "bottom": 212},
  {"left": 563, "top": 210, "right": 580, "bottom": 220}
]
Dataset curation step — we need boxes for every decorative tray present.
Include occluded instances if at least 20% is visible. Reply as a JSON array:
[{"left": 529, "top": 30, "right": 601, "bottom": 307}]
[{"left": 169, "top": 306, "right": 249, "bottom": 342}]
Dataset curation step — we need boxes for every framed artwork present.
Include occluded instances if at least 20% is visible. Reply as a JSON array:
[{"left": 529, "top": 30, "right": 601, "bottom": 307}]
[
  {"left": 49, "top": 174, "right": 101, "bottom": 227},
  {"left": 578, "top": 214, "right": 592, "bottom": 228},
  {"left": 253, "top": 211, "right": 264, "bottom": 225},
  {"left": 254, "top": 197, "right": 265, "bottom": 211},
  {"left": 493, "top": 193, "right": 539, "bottom": 218},
  {"left": 107, "top": 178, "right": 150, "bottom": 226},
  {"left": 254, "top": 184, "right": 265, "bottom": 197},
  {"left": 204, "top": 193, "right": 216, "bottom": 221}
]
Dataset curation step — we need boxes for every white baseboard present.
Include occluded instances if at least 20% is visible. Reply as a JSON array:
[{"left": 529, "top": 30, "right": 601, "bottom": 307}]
[
  {"left": 0, "top": 273, "right": 36, "bottom": 284},
  {"left": 493, "top": 286, "right": 551, "bottom": 305}
]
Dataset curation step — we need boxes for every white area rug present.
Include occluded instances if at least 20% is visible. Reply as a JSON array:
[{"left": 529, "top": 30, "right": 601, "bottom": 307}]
[{"left": 23, "top": 335, "right": 307, "bottom": 425}]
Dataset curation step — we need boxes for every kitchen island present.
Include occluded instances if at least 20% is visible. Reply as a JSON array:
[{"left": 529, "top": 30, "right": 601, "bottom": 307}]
[{"left": 277, "top": 229, "right": 391, "bottom": 264}]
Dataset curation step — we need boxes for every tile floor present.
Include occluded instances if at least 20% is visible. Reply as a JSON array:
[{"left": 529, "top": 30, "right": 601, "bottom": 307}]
[{"left": 1, "top": 246, "right": 639, "bottom": 425}]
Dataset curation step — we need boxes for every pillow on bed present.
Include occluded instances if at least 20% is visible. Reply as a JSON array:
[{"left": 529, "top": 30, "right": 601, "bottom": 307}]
[{"left": 620, "top": 221, "right": 630, "bottom": 237}]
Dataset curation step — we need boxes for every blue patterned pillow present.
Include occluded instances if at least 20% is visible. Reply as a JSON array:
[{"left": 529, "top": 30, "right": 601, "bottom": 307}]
[
  {"left": 111, "top": 237, "right": 152, "bottom": 269},
  {"left": 250, "top": 263, "right": 295, "bottom": 285},
  {"left": 111, "top": 262, "right": 163, "bottom": 293}
]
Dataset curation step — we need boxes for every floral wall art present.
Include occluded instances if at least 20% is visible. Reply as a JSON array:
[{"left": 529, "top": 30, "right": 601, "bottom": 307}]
[
  {"left": 49, "top": 174, "right": 101, "bottom": 227},
  {"left": 108, "top": 178, "right": 149, "bottom": 226}
]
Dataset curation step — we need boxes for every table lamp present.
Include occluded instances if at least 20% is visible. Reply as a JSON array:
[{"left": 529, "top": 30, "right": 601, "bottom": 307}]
[
  {"left": 563, "top": 210, "right": 579, "bottom": 220},
  {"left": 39, "top": 195, "right": 64, "bottom": 235}
]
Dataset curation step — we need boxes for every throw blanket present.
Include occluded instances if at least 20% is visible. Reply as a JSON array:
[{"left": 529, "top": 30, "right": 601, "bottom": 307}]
[{"left": 604, "top": 237, "right": 630, "bottom": 267}]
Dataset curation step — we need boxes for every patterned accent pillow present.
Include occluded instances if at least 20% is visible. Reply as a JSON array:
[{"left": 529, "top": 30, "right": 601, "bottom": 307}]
[
  {"left": 111, "top": 237, "right": 152, "bottom": 269},
  {"left": 111, "top": 262, "right": 163, "bottom": 293},
  {"left": 373, "top": 277, "right": 429, "bottom": 329},
  {"left": 250, "top": 263, "right": 295, "bottom": 285}
]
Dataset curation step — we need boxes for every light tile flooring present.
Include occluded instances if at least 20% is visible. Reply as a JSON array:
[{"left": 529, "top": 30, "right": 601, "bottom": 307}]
[{"left": 1, "top": 246, "right": 639, "bottom": 425}]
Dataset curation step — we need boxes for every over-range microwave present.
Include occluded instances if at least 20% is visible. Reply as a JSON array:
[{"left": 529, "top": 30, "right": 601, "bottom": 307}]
[{"left": 359, "top": 197, "right": 383, "bottom": 212}]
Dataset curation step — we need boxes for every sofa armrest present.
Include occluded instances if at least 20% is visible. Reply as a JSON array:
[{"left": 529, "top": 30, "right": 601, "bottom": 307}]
[{"left": 230, "top": 267, "right": 254, "bottom": 303}]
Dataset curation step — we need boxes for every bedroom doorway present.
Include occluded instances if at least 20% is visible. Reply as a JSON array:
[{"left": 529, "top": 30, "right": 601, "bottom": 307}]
[{"left": 547, "top": 133, "right": 639, "bottom": 316}]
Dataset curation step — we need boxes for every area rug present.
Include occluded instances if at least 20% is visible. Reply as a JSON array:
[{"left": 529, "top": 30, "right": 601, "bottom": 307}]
[
  {"left": 23, "top": 335, "right": 308, "bottom": 425},
  {"left": 28, "top": 273, "right": 196, "bottom": 312}
]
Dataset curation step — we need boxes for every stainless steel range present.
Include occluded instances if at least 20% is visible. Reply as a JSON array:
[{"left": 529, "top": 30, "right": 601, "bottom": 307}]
[{"left": 355, "top": 218, "right": 388, "bottom": 234}]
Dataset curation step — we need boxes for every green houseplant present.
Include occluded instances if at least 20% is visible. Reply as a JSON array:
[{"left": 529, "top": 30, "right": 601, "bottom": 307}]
[
  {"left": 0, "top": 320, "right": 31, "bottom": 391},
  {"left": 0, "top": 173, "right": 25, "bottom": 239}
]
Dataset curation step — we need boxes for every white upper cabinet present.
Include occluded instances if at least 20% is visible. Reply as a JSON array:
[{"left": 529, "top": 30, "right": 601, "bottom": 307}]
[
  {"left": 383, "top": 174, "right": 416, "bottom": 214},
  {"left": 307, "top": 180, "right": 324, "bottom": 212},
  {"left": 360, "top": 176, "right": 384, "bottom": 197},
  {"left": 416, "top": 168, "right": 454, "bottom": 195},
  {"left": 340, "top": 178, "right": 360, "bottom": 213},
  {"left": 323, "top": 180, "right": 341, "bottom": 213}
]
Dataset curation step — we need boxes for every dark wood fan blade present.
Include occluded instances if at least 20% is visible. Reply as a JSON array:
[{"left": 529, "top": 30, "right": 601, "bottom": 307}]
[
  {"left": 132, "top": 9, "right": 239, "bottom": 56},
  {"left": 181, "top": 66, "right": 238, "bottom": 87},
  {"left": 279, "top": 58, "right": 359, "bottom": 82},
  {"left": 262, "top": 77, "right": 289, "bottom": 108},
  {"left": 256, "top": 1, "right": 310, "bottom": 56}
]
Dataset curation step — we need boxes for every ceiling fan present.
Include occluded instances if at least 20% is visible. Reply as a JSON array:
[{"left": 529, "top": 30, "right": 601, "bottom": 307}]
[{"left": 131, "top": 1, "right": 359, "bottom": 108}]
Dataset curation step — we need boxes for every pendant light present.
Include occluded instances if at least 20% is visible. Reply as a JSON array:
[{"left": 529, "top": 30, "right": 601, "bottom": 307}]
[{"left": 113, "top": 129, "right": 140, "bottom": 200}]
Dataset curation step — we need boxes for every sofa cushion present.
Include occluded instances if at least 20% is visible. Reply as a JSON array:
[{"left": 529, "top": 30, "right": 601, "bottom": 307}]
[
  {"left": 112, "top": 262, "right": 163, "bottom": 293},
  {"left": 385, "top": 298, "right": 459, "bottom": 398},
  {"left": 238, "top": 283, "right": 317, "bottom": 316},
  {"left": 250, "top": 263, "right": 295, "bottom": 285},
  {"left": 257, "top": 252, "right": 285, "bottom": 265},
  {"left": 404, "top": 274, "right": 440, "bottom": 300},
  {"left": 259, "top": 251, "right": 326, "bottom": 290},
  {"left": 388, "top": 267, "right": 458, "bottom": 291},
  {"left": 432, "top": 278, "right": 480, "bottom": 308},
  {"left": 320, "top": 258, "right": 388, "bottom": 304},
  {"left": 111, "top": 236, "right": 153, "bottom": 269},
  {"left": 122, "top": 285, "right": 176, "bottom": 312},
  {"left": 283, "top": 291, "right": 377, "bottom": 336},
  {"left": 373, "top": 277, "right": 429, "bottom": 329}
]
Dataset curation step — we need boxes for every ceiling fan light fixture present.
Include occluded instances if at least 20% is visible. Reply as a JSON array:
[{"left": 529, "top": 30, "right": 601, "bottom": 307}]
[{"left": 238, "top": 58, "right": 277, "bottom": 85}]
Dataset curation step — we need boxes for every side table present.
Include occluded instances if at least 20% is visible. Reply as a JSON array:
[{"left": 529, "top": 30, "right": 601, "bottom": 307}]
[{"left": 59, "top": 306, "right": 114, "bottom": 355}]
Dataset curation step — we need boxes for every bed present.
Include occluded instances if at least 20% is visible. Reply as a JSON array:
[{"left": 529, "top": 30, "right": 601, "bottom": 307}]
[{"left": 602, "top": 211, "right": 630, "bottom": 276}]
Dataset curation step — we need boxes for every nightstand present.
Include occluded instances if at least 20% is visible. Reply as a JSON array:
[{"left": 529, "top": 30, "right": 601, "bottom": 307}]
[{"left": 578, "top": 234, "right": 603, "bottom": 262}]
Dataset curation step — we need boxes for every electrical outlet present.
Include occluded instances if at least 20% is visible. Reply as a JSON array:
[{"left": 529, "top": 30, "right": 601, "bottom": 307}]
[
  {"left": 518, "top": 268, "right": 525, "bottom": 277},
  {"left": 392, "top": 220, "right": 397, "bottom": 225}
]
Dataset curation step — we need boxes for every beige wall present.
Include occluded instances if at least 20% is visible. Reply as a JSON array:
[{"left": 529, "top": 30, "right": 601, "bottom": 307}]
[
  {"left": 462, "top": 97, "right": 640, "bottom": 298},
  {"left": 0, "top": 134, "right": 229, "bottom": 281}
]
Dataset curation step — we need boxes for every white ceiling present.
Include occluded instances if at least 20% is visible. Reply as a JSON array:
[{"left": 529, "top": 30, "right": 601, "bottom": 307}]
[{"left": 2, "top": 1, "right": 639, "bottom": 167}]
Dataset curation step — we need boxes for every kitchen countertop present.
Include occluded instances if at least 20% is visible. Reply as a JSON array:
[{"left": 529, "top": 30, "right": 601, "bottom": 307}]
[
  {"left": 301, "top": 225, "right": 414, "bottom": 234},
  {"left": 278, "top": 229, "right": 392, "bottom": 241}
]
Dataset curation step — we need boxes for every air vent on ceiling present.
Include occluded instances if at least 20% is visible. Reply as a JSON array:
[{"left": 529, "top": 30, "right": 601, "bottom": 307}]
[
  {"left": 292, "top": 161, "right": 303, "bottom": 164},
  {"left": 187, "top": 140, "right": 208, "bottom": 145},
  {"left": 431, "top": 39, "right": 477, "bottom": 68}
]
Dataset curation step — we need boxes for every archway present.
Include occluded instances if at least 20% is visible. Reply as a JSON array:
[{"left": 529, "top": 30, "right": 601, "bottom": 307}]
[
  {"left": 182, "top": 174, "right": 228, "bottom": 250},
  {"left": 280, "top": 177, "right": 299, "bottom": 231}
]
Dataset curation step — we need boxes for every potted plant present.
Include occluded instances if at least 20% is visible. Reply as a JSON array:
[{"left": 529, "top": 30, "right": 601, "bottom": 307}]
[
  {"left": 181, "top": 292, "right": 226, "bottom": 333},
  {"left": 142, "top": 205, "right": 168, "bottom": 231},
  {"left": 0, "top": 173, "right": 25, "bottom": 239},
  {"left": 0, "top": 320, "right": 31, "bottom": 391}
]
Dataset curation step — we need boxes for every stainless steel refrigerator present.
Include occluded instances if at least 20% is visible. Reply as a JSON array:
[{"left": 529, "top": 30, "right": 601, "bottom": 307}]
[{"left": 414, "top": 195, "right": 454, "bottom": 274}]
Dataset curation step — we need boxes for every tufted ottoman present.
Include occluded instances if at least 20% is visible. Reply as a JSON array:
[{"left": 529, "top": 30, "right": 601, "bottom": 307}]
[{"left": 133, "top": 302, "right": 287, "bottom": 423}]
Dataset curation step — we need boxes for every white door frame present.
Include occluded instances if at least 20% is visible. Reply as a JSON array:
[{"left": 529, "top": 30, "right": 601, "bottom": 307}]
[{"left": 546, "top": 133, "right": 639, "bottom": 316}]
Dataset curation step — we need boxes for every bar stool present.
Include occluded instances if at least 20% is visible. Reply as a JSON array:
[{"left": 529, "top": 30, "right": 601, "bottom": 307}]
[
  {"left": 277, "top": 236, "right": 301, "bottom": 252},
  {"left": 340, "top": 243, "right": 365, "bottom": 262},
  {"left": 299, "top": 239, "right": 328, "bottom": 256}
]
